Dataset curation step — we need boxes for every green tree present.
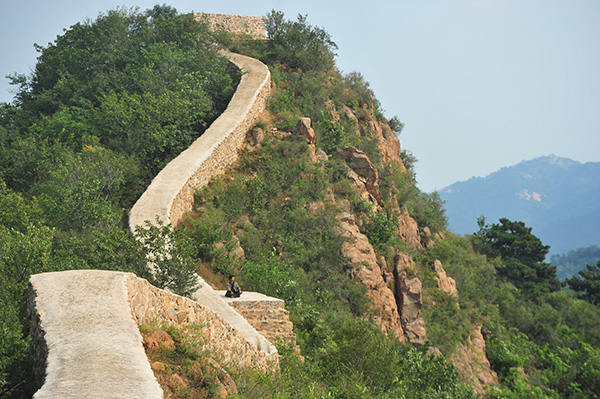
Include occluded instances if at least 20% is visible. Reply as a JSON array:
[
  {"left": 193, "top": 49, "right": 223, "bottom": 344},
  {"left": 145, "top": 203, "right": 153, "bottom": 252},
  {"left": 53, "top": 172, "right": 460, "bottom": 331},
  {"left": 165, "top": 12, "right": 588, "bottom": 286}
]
[
  {"left": 567, "top": 260, "right": 600, "bottom": 305},
  {"left": 474, "top": 217, "right": 560, "bottom": 296},
  {"left": 263, "top": 10, "right": 338, "bottom": 72},
  {"left": 135, "top": 218, "right": 199, "bottom": 298}
]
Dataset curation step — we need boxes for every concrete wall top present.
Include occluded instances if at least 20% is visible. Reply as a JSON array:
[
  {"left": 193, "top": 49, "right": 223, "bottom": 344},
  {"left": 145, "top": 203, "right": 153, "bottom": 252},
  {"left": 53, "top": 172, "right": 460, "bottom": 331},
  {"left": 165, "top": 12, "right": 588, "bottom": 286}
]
[{"left": 29, "top": 270, "right": 162, "bottom": 399}]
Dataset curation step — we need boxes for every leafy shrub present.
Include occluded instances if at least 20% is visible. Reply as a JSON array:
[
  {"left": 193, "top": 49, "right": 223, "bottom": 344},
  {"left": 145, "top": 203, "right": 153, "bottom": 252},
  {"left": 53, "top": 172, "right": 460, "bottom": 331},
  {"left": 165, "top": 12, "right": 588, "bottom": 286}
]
[
  {"left": 361, "top": 208, "right": 397, "bottom": 248},
  {"left": 241, "top": 252, "right": 300, "bottom": 306},
  {"left": 135, "top": 218, "right": 199, "bottom": 297}
]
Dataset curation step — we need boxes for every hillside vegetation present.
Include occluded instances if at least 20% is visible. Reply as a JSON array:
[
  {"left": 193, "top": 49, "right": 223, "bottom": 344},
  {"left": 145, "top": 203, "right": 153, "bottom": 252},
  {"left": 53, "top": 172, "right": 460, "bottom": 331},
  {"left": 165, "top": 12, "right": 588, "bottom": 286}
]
[{"left": 0, "top": 6, "right": 599, "bottom": 399}]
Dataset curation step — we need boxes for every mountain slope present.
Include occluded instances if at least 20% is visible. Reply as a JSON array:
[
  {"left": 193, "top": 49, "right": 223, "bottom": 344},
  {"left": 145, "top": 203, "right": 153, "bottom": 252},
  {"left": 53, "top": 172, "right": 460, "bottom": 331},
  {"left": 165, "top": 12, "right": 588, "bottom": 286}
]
[{"left": 439, "top": 155, "right": 600, "bottom": 254}]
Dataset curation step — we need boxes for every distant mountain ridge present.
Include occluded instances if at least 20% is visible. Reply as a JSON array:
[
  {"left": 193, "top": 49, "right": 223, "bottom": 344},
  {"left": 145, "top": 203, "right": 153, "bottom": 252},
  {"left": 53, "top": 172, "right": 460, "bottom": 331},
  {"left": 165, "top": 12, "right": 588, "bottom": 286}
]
[{"left": 439, "top": 155, "right": 600, "bottom": 255}]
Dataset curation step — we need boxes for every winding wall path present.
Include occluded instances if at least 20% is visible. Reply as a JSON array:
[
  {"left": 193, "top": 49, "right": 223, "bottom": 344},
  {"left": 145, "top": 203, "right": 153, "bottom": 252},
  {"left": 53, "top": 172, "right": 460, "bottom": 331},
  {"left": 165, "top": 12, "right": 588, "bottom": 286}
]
[
  {"left": 128, "top": 49, "right": 276, "bottom": 358},
  {"left": 29, "top": 51, "right": 275, "bottom": 398}
]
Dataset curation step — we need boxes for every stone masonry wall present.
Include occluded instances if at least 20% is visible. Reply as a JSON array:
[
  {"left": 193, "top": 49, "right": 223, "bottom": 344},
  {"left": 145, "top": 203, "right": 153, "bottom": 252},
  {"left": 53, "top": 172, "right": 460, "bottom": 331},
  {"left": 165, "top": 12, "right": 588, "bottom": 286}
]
[
  {"left": 194, "top": 13, "right": 266, "bottom": 40},
  {"left": 127, "top": 275, "right": 278, "bottom": 370},
  {"left": 226, "top": 297, "right": 297, "bottom": 347}
]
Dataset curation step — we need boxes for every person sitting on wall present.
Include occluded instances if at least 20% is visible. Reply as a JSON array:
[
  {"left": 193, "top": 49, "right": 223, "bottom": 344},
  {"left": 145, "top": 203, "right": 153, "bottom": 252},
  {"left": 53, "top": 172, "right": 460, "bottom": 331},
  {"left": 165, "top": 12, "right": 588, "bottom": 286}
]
[{"left": 226, "top": 275, "right": 242, "bottom": 298}]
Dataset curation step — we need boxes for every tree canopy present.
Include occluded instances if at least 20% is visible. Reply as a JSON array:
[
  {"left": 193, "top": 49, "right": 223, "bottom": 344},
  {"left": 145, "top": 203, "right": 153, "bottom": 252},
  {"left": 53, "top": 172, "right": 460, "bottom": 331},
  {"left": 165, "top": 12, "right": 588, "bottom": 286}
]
[
  {"left": 474, "top": 217, "right": 560, "bottom": 296},
  {"left": 0, "top": 6, "right": 235, "bottom": 396},
  {"left": 568, "top": 260, "right": 600, "bottom": 305}
]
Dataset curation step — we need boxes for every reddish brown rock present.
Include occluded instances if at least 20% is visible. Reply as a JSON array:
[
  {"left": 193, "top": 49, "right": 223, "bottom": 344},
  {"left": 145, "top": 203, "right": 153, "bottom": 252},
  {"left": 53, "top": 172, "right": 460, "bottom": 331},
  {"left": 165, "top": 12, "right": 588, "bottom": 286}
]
[
  {"left": 204, "top": 357, "right": 238, "bottom": 399},
  {"left": 347, "top": 168, "right": 379, "bottom": 207},
  {"left": 393, "top": 253, "right": 427, "bottom": 345},
  {"left": 168, "top": 373, "right": 188, "bottom": 391},
  {"left": 337, "top": 213, "right": 405, "bottom": 340},
  {"left": 344, "top": 146, "right": 382, "bottom": 203},
  {"left": 433, "top": 260, "right": 459, "bottom": 301},
  {"left": 142, "top": 329, "right": 175, "bottom": 351},
  {"left": 294, "top": 117, "right": 316, "bottom": 144},
  {"left": 450, "top": 325, "right": 498, "bottom": 395},
  {"left": 358, "top": 103, "right": 404, "bottom": 167},
  {"left": 151, "top": 361, "right": 166, "bottom": 372},
  {"left": 396, "top": 207, "right": 422, "bottom": 249}
]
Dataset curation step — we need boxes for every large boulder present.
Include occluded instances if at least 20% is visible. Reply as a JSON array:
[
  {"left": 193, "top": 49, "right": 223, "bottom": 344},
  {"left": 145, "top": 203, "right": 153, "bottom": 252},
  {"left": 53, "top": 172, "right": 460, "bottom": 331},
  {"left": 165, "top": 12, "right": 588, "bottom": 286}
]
[
  {"left": 433, "top": 260, "right": 459, "bottom": 301},
  {"left": 396, "top": 206, "right": 422, "bottom": 249},
  {"left": 359, "top": 103, "right": 404, "bottom": 167},
  {"left": 294, "top": 117, "right": 316, "bottom": 144},
  {"left": 142, "top": 329, "right": 175, "bottom": 351}
]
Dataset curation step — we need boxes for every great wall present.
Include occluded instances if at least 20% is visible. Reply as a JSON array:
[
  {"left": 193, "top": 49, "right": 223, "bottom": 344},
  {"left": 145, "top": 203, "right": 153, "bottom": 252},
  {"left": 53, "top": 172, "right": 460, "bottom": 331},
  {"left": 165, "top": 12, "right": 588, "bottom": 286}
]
[{"left": 27, "top": 15, "right": 295, "bottom": 398}]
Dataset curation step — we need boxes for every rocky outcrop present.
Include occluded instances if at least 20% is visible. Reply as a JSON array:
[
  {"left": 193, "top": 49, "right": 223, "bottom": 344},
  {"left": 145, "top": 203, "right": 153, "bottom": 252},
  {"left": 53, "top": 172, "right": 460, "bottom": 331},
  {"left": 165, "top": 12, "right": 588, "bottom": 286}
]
[
  {"left": 142, "top": 330, "right": 175, "bottom": 351},
  {"left": 359, "top": 103, "right": 404, "bottom": 166},
  {"left": 450, "top": 325, "right": 498, "bottom": 396},
  {"left": 434, "top": 260, "right": 459, "bottom": 302},
  {"left": 344, "top": 146, "right": 382, "bottom": 203},
  {"left": 324, "top": 101, "right": 404, "bottom": 168},
  {"left": 337, "top": 212, "right": 405, "bottom": 340},
  {"left": 294, "top": 117, "right": 316, "bottom": 144},
  {"left": 396, "top": 206, "right": 422, "bottom": 249},
  {"left": 393, "top": 253, "right": 427, "bottom": 345},
  {"left": 247, "top": 126, "right": 265, "bottom": 147}
]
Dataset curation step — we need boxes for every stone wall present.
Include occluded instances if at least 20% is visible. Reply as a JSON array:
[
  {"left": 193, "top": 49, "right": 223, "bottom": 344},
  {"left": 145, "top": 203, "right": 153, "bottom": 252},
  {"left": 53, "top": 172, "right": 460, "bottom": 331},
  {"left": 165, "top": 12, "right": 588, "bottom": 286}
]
[
  {"left": 129, "top": 51, "right": 271, "bottom": 230},
  {"left": 221, "top": 293, "right": 297, "bottom": 347},
  {"left": 27, "top": 270, "right": 279, "bottom": 398},
  {"left": 194, "top": 13, "right": 266, "bottom": 40},
  {"left": 127, "top": 276, "right": 278, "bottom": 370}
]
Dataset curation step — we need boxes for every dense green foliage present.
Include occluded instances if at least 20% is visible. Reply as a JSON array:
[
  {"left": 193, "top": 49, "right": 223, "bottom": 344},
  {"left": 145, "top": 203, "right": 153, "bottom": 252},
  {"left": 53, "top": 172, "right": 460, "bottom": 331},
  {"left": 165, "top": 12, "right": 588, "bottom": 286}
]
[
  {"left": 1, "top": 6, "right": 598, "bottom": 399},
  {"left": 473, "top": 217, "right": 560, "bottom": 296},
  {"left": 551, "top": 245, "right": 600, "bottom": 280},
  {"left": 567, "top": 260, "right": 600, "bottom": 305},
  {"left": 0, "top": 6, "right": 234, "bottom": 397}
]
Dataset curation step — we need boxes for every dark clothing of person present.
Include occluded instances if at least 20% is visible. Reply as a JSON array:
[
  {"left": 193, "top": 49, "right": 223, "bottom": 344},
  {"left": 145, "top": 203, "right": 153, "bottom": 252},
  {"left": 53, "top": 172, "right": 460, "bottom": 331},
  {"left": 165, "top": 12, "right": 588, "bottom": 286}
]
[{"left": 226, "top": 280, "right": 242, "bottom": 298}]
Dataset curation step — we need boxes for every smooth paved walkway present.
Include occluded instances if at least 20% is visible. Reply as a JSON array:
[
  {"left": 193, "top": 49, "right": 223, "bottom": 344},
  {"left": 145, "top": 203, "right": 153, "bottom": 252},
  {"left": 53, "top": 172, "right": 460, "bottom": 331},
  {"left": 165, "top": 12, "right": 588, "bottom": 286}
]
[{"left": 30, "top": 270, "right": 162, "bottom": 399}]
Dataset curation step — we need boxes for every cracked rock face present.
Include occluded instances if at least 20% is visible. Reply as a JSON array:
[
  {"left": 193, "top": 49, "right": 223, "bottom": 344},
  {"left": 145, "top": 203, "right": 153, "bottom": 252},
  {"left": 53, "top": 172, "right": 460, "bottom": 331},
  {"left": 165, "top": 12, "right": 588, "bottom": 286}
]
[
  {"left": 434, "top": 260, "right": 458, "bottom": 301},
  {"left": 336, "top": 213, "right": 405, "bottom": 340},
  {"left": 396, "top": 207, "right": 422, "bottom": 249},
  {"left": 393, "top": 253, "right": 427, "bottom": 345},
  {"left": 450, "top": 325, "right": 498, "bottom": 395},
  {"left": 344, "top": 146, "right": 382, "bottom": 203}
]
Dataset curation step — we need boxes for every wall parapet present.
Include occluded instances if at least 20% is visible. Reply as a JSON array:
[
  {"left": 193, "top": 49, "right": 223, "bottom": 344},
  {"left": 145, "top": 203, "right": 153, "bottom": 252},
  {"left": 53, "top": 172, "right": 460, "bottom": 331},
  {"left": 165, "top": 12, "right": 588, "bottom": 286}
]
[
  {"left": 28, "top": 270, "right": 278, "bottom": 398},
  {"left": 194, "top": 13, "right": 266, "bottom": 40},
  {"left": 220, "top": 292, "right": 298, "bottom": 348},
  {"left": 127, "top": 275, "right": 278, "bottom": 369}
]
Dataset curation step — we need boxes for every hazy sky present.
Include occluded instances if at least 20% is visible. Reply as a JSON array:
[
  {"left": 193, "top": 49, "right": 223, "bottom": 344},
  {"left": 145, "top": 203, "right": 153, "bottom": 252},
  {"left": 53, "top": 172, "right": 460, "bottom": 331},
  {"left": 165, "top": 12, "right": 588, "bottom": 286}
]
[{"left": 1, "top": 0, "right": 599, "bottom": 192}]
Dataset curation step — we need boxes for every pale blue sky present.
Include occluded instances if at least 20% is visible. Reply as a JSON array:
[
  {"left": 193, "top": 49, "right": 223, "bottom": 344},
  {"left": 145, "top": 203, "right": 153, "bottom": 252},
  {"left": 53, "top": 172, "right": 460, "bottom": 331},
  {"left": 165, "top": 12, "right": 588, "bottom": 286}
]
[{"left": 1, "top": 0, "right": 599, "bottom": 192}]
